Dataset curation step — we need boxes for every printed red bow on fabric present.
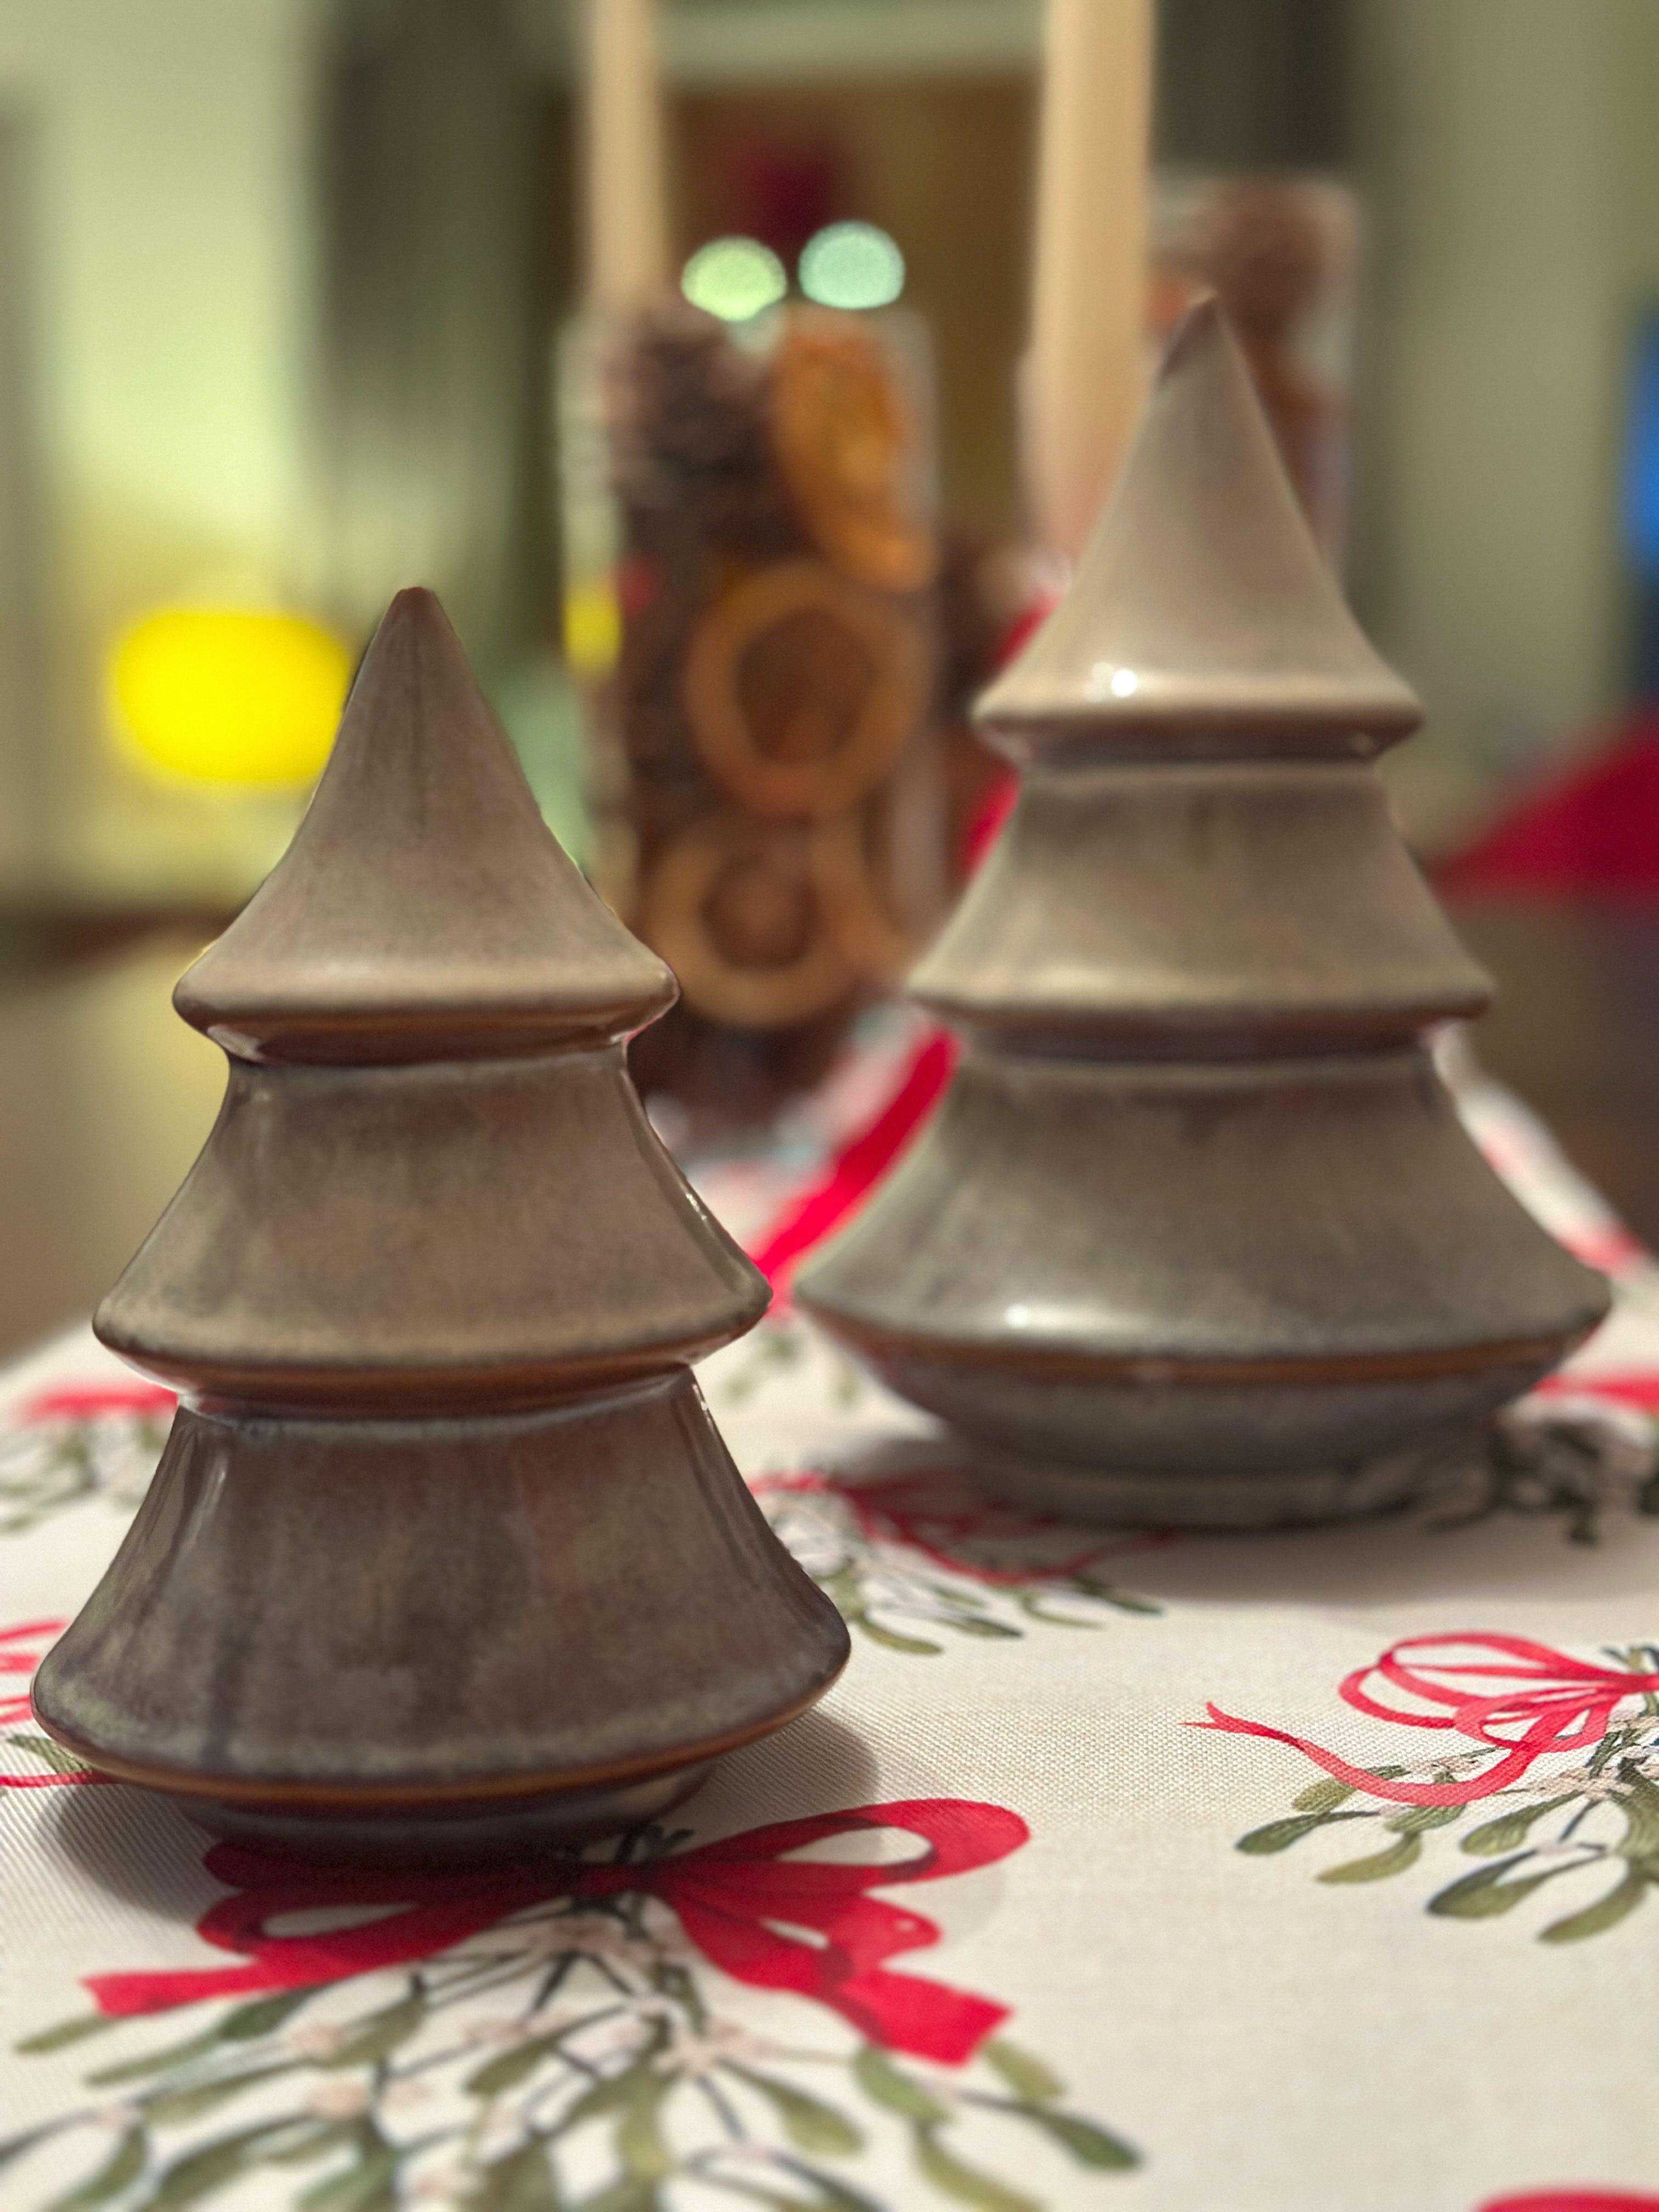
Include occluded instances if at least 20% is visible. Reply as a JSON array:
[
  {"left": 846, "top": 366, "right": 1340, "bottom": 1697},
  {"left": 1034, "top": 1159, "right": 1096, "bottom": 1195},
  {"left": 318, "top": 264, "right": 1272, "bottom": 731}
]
[
  {"left": 85, "top": 1798, "right": 1028, "bottom": 2066},
  {"left": 1536, "top": 1368, "right": 1659, "bottom": 1412},
  {"left": 756, "top": 1467, "right": 1161, "bottom": 1592},
  {"left": 1480, "top": 2193, "right": 1659, "bottom": 2212},
  {"left": 19, "top": 1383, "right": 177, "bottom": 1423},
  {"left": 0, "top": 1618, "right": 61, "bottom": 1726},
  {"left": 0, "top": 1620, "right": 108, "bottom": 1792},
  {"left": 1197, "top": 1633, "right": 1659, "bottom": 1807}
]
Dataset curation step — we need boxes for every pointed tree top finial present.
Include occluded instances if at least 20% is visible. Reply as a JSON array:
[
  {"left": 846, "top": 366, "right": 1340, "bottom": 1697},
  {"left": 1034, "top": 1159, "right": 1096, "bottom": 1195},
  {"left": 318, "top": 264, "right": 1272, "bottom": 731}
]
[
  {"left": 176, "top": 589, "right": 675, "bottom": 1060},
  {"left": 978, "top": 298, "right": 1421, "bottom": 756}
]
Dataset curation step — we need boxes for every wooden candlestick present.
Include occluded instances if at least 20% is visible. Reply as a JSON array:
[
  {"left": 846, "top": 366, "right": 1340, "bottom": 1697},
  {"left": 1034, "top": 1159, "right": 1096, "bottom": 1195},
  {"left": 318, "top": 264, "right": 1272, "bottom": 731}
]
[
  {"left": 1025, "top": 0, "right": 1155, "bottom": 560},
  {"left": 585, "top": 0, "right": 671, "bottom": 313},
  {"left": 34, "top": 590, "right": 848, "bottom": 1859}
]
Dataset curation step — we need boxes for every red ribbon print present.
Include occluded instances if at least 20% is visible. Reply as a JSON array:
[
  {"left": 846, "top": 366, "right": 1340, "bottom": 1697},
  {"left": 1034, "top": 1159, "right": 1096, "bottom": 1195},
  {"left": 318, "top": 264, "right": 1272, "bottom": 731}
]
[
  {"left": 85, "top": 1798, "right": 1029, "bottom": 2066},
  {"left": 1197, "top": 1633, "right": 1659, "bottom": 1807},
  {"left": 1535, "top": 1368, "right": 1659, "bottom": 1412},
  {"left": 0, "top": 1618, "right": 62, "bottom": 1727},
  {"left": 756, "top": 1468, "right": 1162, "bottom": 1590},
  {"left": 0, "top": 1620, "right": 108, "bottom": 1791},
  {"left": 18, "top": 1382, "right": 176, "bottom": 1423},
  {"left": 1480, "top": 2194, "right": 1659, "bottom": 2212}
]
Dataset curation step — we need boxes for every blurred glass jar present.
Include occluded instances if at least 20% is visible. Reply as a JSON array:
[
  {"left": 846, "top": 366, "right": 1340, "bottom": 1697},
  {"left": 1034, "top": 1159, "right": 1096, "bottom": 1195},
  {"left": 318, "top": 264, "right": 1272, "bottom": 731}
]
[
  {"left": 560, "top": 299, "right": 949, "bottom": 1126},
  {"left": 1149, "top": 172, "right": 1358, "bottom": 563}
]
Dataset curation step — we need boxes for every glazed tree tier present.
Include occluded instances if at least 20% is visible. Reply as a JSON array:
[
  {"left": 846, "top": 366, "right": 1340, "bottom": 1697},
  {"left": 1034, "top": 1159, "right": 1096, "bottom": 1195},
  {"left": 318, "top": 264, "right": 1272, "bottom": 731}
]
[
  {"left": 973, "top": 303, "right": 1422, "bottom": 761},
  {"left": 913, "top": 760, "right": 1490, "bottom": 1052},
  {"left": 174, "top": 590, "right": 676, "bottom": 1065},
  {"left": 95, "top": 1045, "right": 765, "bottom": 1412},
  {"left": 797, "top": 1046, "right": 1607, "bottom": 1470},
  {"left": 32, "top": 1372, "right": 849, "bottom": 1809}
]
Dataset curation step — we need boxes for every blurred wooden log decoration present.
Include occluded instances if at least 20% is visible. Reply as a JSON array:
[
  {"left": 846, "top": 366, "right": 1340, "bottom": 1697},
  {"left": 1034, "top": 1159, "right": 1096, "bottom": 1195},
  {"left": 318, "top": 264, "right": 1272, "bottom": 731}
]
[
  {"left": 769, "top": 314, "right": 939, "bottom": 593},
  {"left": 563, "top": 0, "right": 949, "bottom": 1114},
  {"left": 809, "top": 805, "right": 928, "bottom": 983},
  {"left": 640, "top": 814, "right": 857, "bottom": 1028},
  {"left": 1025, "top": 0, "right": 1155, "bottom": 560},
  {"left": 570, "top": 288, "right": 949, "bottom": 1114},
  {"left": 684, "top": 560, "right": 932, "bottom": 819}
]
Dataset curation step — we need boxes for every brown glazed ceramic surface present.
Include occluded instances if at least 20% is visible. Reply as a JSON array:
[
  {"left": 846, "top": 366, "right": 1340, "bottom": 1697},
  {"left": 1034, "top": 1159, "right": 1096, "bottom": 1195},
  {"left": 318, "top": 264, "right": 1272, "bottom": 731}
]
[
  {"left": 798, "top": 303, "right": 1609, "bottom": 1526},
  {"left": 34, "top": 589, "right": 849, "bottom": 1857}
]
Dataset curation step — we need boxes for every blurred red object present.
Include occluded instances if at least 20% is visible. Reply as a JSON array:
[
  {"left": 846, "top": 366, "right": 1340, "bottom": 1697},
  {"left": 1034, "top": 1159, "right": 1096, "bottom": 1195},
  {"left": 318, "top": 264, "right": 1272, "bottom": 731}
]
[
  {"left": 727, "top": 136, "right": 845, "bottom": 267},
  {"left": 749, "top": 1030, "right": 957, "bottom": 1290},
  {"left": 1437, "top": 719, "right": 1659, "bottom": 906}
]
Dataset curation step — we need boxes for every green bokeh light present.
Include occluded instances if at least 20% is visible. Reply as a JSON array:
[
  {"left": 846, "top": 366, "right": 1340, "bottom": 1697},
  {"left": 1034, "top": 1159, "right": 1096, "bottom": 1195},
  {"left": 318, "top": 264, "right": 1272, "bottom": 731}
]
[
  {"left": 680, "top": 236, "right": 788, "bottom": 323},
  {"left": 798, "top": 222, "right": 905, "bottom": 311}
]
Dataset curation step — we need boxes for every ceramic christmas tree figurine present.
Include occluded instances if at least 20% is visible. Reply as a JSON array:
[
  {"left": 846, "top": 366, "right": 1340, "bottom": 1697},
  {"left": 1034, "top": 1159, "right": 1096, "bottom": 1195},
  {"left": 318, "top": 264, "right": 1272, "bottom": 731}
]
[
  {"left": 799, "top": 302, "right": 1608, "bottom": 1527},
  {"left": 34, "top": 589, "right": 848, "bottom": 1858}
]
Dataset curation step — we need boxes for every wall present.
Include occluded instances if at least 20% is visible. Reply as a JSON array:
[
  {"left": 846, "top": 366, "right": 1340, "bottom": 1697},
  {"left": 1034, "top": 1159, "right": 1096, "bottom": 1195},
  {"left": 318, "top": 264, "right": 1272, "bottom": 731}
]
[
  {"left": 0, "top": 0, "right": 321, "bottom": 905},
  {"left": 1353, "top": 0, "right": 1648, "bottom": 846},
  {"left": 3, "top": 0, "right": 1658, "bottom": 888}
]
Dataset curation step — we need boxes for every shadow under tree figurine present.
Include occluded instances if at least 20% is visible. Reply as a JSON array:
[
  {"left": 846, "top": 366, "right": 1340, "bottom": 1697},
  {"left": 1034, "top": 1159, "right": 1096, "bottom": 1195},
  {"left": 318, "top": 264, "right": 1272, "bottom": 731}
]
[
  {"left": 798, "top": 302, "right": 1609, "bottom": 1528},
  {"left": 33, "top": 588, "right": 849, "bottom": 1858}
]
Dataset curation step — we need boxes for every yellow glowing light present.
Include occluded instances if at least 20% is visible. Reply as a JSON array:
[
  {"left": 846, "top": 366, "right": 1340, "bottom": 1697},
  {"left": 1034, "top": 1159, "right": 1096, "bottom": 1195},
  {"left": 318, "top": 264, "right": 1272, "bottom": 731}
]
[
  {"left": 562, "top": 579, "right": 623, "bottom": 675},
  {"left": 681, "top": 235, "right": 788, "bottom": 323},
  {"left": 110, "top": 607, "right": 352, "bottom": 786}
]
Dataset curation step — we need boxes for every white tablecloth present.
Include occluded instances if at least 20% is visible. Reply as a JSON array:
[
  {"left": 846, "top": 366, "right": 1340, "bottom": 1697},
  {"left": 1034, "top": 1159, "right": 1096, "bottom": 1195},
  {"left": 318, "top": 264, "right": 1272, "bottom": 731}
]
[{"left": 3, "top": 1046, "right": 1658, "bottom": 2212}]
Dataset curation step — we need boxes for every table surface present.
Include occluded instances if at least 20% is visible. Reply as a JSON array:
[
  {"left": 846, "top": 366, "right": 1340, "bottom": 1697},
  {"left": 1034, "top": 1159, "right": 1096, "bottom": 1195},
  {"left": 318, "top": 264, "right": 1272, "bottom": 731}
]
[{"left": 3, "top": 1037, "right": 1659, "bottom": 2212}]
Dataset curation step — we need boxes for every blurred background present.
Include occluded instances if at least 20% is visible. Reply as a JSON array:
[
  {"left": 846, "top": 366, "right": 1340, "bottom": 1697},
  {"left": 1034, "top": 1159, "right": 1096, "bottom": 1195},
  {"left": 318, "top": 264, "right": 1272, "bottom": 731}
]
[{"left": 3, "top": 0, "right": 1659, "bottom": 1353}]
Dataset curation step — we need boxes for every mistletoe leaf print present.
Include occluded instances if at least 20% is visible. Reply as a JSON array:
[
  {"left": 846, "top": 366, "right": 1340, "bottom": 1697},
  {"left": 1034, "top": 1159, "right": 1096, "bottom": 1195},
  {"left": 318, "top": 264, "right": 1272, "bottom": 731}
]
[
  {"left": 1420, "top": 1402, "right": 1659, "bottom": 1545},
  {"left": 1534, "top": 1864, "right": 1651, "bottom": 1943},
  {"left": 1203, "top": 1633, "right": 1659, "bottom": 1942},
  {"left": 755, "top": 1466, "right": 1163, "bottom": 1656},
  {"left": 0, "top": 1385, "right": 173, "bottom": 1536},
  {"left": 11, "top": 1803, "right": 1139, "bottom": 2210},
  {"left": 707, "top": 1309, "right": 875, "bottom": 1419}
]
